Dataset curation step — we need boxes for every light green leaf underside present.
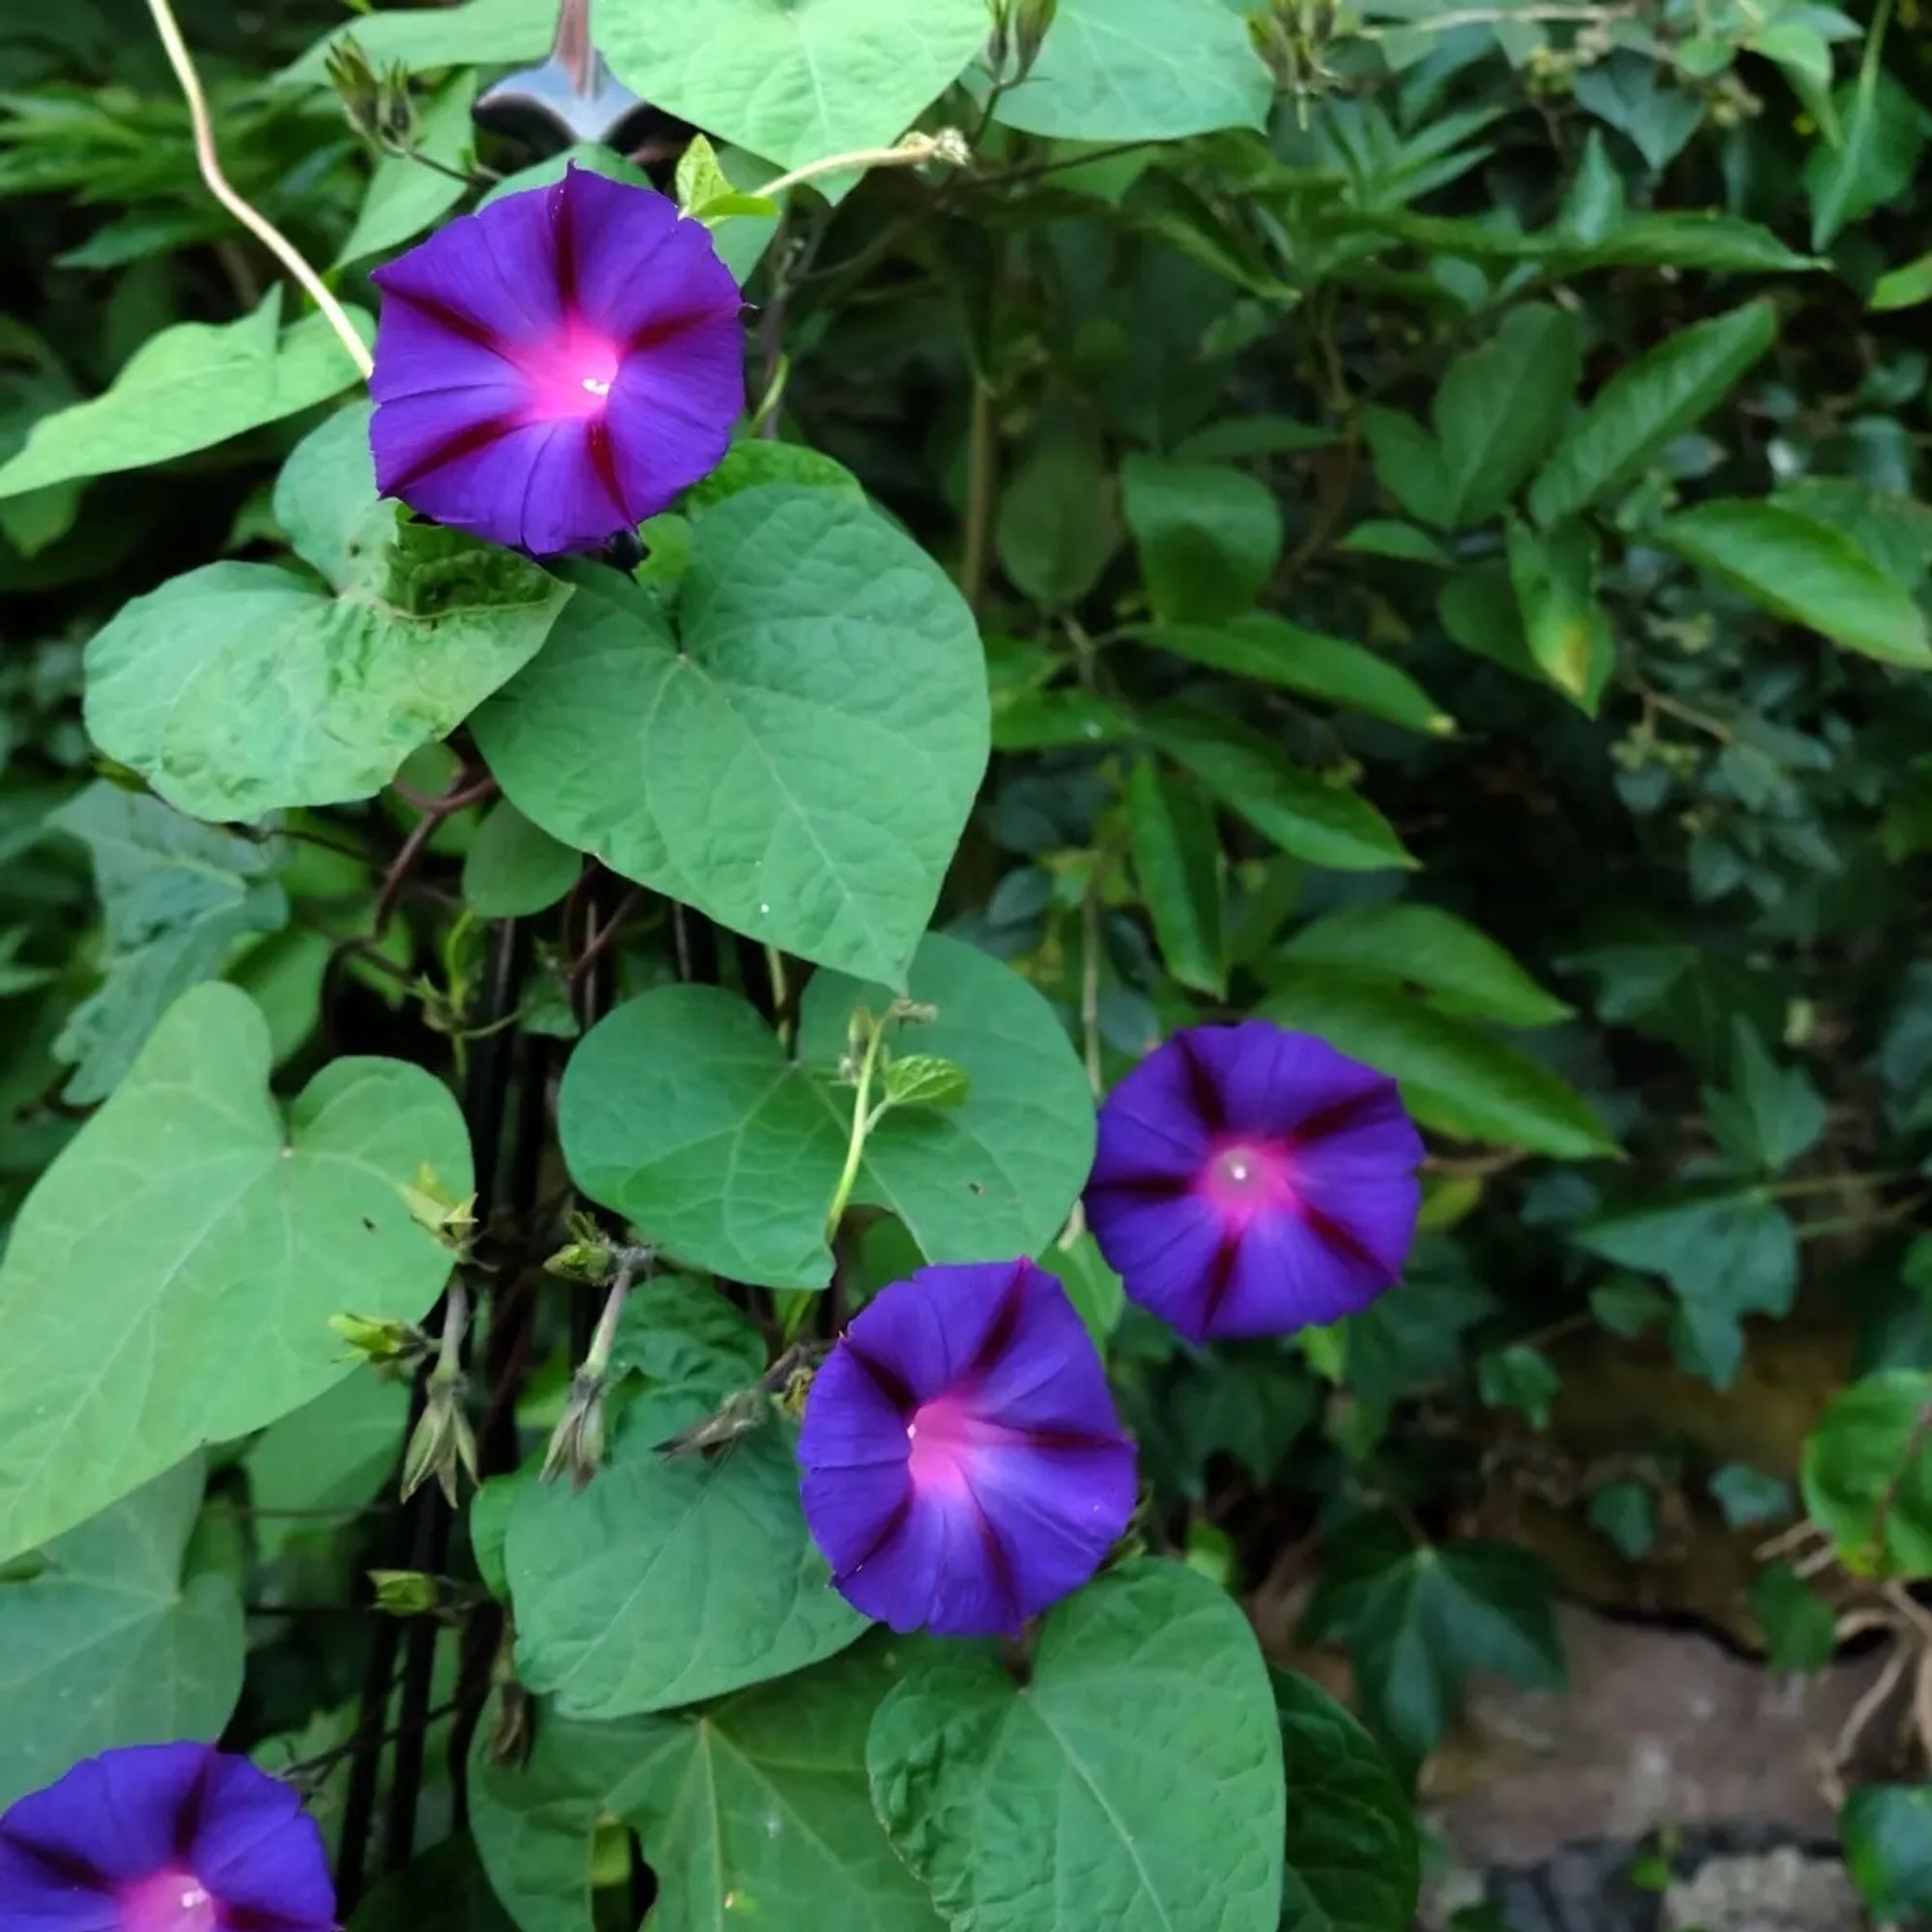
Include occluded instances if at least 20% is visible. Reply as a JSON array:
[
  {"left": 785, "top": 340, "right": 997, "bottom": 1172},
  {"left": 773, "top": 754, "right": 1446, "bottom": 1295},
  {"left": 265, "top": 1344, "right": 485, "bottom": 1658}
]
[
  {"left": 85, "top": 526, "right": 572, "bottom": 823},
  {"left": 0, "top": 982, "right": 470, "bottom": 1562},
  {"left": 0, "top": 294, "right": 369, "bottom": 499},
  {"left": 0, "top": 1457, "right": 242, "bottom": 1809},
  {"left": 992, "top": 0, "right": 1273, "bottom": 141},
  {"left": 470, "top": 1635, "right": 942, "bottom": 1932},
  {"left": 602, "top": 0, "right": 991, "bottom": 174},
  {"left": 47, "top": 781, "right": 289, "bottom": 1104}
]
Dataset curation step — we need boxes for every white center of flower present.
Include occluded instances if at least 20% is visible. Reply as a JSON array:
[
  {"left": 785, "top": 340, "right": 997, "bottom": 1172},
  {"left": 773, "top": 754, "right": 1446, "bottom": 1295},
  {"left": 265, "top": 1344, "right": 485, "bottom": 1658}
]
[
  {"left": 1226, "top": 1157, "right": 1251, "bottom": 1182},
  {"left": 180, "top": 1888, "right": 211, "bottom": 1914},
  {"left": 581, "top": 375, "right": 611, "bottom": 397}
]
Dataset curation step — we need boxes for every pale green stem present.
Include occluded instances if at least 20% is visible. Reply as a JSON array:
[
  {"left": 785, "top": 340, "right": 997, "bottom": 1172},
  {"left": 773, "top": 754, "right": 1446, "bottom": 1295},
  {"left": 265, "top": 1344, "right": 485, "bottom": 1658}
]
[
  {"left": 145, "top": 0, "right": 375, "bottom": 380},
  {"left": 825, "top": 1019, "right": 889, "bottom": 1238},
  {"left": 753, "top": 129, "right": 969, "bottom": 204}
]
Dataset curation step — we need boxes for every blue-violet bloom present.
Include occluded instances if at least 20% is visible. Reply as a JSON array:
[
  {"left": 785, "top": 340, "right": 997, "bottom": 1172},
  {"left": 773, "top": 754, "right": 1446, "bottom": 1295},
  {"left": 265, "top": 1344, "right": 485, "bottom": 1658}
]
[
  {"left": 799, "top": 1259, "right": 1136, "bottom": 1637},
  {"left": 1085, "top": 1020, "right": 1423, "bottom": 1343},
  {"left": 0, "top": 1741, "right": 336, "bottom": 1931},
  {"left": 369, "top": 162, "right": 742, "bottom": 555}
]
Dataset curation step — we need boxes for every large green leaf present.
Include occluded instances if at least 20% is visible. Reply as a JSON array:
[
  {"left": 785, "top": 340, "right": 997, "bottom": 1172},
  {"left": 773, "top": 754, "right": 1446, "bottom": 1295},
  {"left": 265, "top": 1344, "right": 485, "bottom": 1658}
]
[
  {"left": 867, "top": 1561, "right": 1284, "bottom": 1932},
  {"left": 1572, "top": 1187, "right": 1796, "bottom": 1387},
  {"left": 1655, "top": 497, "right": 1932, "bottom": 668},
  {"left": 1147, "top": 707, "right": 1414, "bottom": 872},
  {"left": 243, "top": 1371, "right": 409, "bottom": 1561},
  {"left": 335, "top": 73, "right": 478, "bottom": 267},
  {"left": 1121, "top": 456, "right": 1282, "bottom": 624},
  {"left": 1361, "top": 304, "right": 1580, "bottom": 530},
  {"left": 0, "top": 1457, "right": 242, "bottom": 1808},
  {"left": 1261, "top": 965, "right": 1616, "bottom": 1157},
  {"left": 1527, "top": 300, "right": 1776, "bottom": 526},
  {"left": 506, "top": 1387, "right": 867, "bottom": 1719},
  {"left": 1802, "top": 1370, "right": 1932, "bottom": 1577},
  {"left": 478, "top": 488, "right": 986, "bottom": 984},
  {"left": 47, "top": 781, "right": 289, "bottom": 1103},
  {"left": 271, "top": 400, "right": 386, "bottom": 588},
  {"left": 560, "top": 933, "right": 1093, "bottom": 1289},
  {"left": 0, "top": 982, "right": 470, "bottom": 1561},
  {"left": 350, "top": 1839, "right": 519, "bottom": 1932},
  {"left": 602, "top": 0, "right": 988, "bottom": 174},
  {"left": 1573, "top": 53, "right": 1702, "bottom": 169},
  {"left": 1127, "top": 759, "right": 1225, "bottom": 997},
  {"left": 284, "top": 0, "right": 550, "bottom": 81},
  {"left": 1274, "top": 1670, "right": 1419, "bottom": 1932},
  {"left": 463, "top": 801, "right": 582, "bottom": 919},
  {"left": 992, "top": 0, "right": 1273, "bottom": 141},
  {"left": 1504, "top": 518, "right": 1615, "bottom": 712},
  {"left": 85, "top": 523, "right": 572, "bottom": 824},
  {"left": 1130, "top": 614, "right": 1450, "bottom": 735},
  {"left": 1300, "top": 1518, "right": 1564, "bottom": 1761},
  {"left": 1805, "top": 69, "right": 1927, "bottom": 250},
  {"left": 1277, "top": 903, "right": 1571, "bottom": 1028},
  {"left": 1842, "top": 1785, "right": 1932, "bottom": 1919},
  {"left": 996, "top": 417, "right": 1118, "bottom": 610},
  {"left": 471, "top": 1636, "right": 941, "bottom": 1932},
  {"left": 0, "top": 293, "right": 369, "bottom": 499}
]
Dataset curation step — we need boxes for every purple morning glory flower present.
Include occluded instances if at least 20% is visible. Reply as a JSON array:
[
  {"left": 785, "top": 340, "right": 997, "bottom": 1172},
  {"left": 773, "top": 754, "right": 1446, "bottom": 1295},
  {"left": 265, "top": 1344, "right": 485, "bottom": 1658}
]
[
  {"left": 0, "top": 1742, "right": 335, "bottom": 1932},
  {"left": 1086, "top": 1020, "right": 1423, "bottom": 1344},
  {"left": 368, "top": 163, "right": 743, "bottom": 555},
  {"left": 798, "top": 1259, "right": 1136, "bottom": 1637}
]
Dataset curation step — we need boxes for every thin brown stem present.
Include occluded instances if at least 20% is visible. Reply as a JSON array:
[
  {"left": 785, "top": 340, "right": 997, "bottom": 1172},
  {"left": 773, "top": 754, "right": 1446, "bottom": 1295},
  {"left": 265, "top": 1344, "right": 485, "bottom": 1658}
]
[
  {"left": 960, "top": 379, "right": 997, "bottom": 611},
  {"left": 374, "top": 770, "right": 497, "bottom": 936}
]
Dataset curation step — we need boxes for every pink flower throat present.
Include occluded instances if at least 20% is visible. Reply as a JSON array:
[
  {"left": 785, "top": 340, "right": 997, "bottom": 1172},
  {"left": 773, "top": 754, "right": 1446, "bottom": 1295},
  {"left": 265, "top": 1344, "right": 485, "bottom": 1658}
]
[
  {"left": 121, "top": 1867, "right": 218, "bottom": 1932},
  {"left": 1197, "top": 1138, "right": 1298, "bottom": 1226},
  {"left": 525, "top": 320, "right": 620, "bottom": 421}
]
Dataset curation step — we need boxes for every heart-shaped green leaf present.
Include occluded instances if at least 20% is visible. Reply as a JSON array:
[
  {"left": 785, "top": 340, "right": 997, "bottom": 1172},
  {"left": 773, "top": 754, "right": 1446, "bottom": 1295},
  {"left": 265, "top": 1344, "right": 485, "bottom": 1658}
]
[
  {"left": 558, "top": 934, "right": 1094, "bottom": 1289},
  {"left": 992, "top": 0, "right": 1273, "bottom": 142},
  {"left": 601, "top": 0, "right": 990, "bottom": 174},
  {"left": 0, "top": 1456, "right": 242, "bottom": 1808},
  {"left": 0, "top": 293, "right": 368, "bottom": 500},
  {"left": 471, "top": 1636, "right": 941, "bottom": 1932},
  {"left": 477, "top": 488, "right": 987, "bottom": 983},
  {"left": 0, "top": 982, "right": 470, "bottom": 1561},
  {"left": 867, "top": 1562, "right": 1285, "bottom": 1932},
  {"left": 85, "top": 522, "right": 572, "bottom": 824},
  {"left": 506, "top": 1384, "right": 867, "bottom": 1719}
]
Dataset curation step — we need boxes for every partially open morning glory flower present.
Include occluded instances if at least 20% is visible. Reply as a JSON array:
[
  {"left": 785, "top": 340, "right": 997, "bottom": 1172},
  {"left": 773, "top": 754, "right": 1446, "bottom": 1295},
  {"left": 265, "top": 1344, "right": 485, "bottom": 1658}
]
[
  {"left": 368, "top": 163, "right": 743, "bottom": 555},
  {"left": 799, "top": 1259, "right": 1136, "bottom": 1637},
  {"left": 0, "top": 1741, "right": 335, "bottom": 1930},
  {"left": 1086, "top": 1020, "right": 1423, "bottom": 1344}
]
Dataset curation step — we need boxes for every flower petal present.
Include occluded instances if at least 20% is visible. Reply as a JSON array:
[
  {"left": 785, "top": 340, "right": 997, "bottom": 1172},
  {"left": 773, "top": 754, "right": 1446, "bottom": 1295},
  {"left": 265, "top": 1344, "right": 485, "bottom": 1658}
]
[
  {"left": 1181, "top": 1020, "right": 1387, "bottom": 1140},
  {"left": 1088, "top": 1021, "right": 1422, "bottom": 1340},
  {"left": 0, "top": 1745, "right": 211, "bottom": 1892},
  {"left": 559, "top": 166, "right": 742, "bottom": 345},
  {"left": 604, "top": 320, "right": 744, "bottom": 524},
  {"left": 0, "top": 1843, "right": 117, "bottom": 1931},
  {"left": 963, "top": 1436, "right": 1136, "bottom": 1621},
  {"left": 800, "top": 1262, "right": 1134, "bottom": 1635},
  {"left": 1209, "top": 1205, "right": 1398, "bottom": 1338},
  {"left": 1088, "top": 1036, "right": 1217, "bottom": 1188},
  {"left": 1085, "top": 1182, "right": 1226, "bottom": 1342},
  {"left": 965, "top": 1262, "right": 1121, "bottom": 1438},
  {"left": 834, "top": 1260, "right": 1022, "bottom": 1405},
  {"left": 371, "top": 185, "right": 566, "bottom": 357},
  {"left": 184, "top": 1755, "right": 334, "bottom": 1930}
]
